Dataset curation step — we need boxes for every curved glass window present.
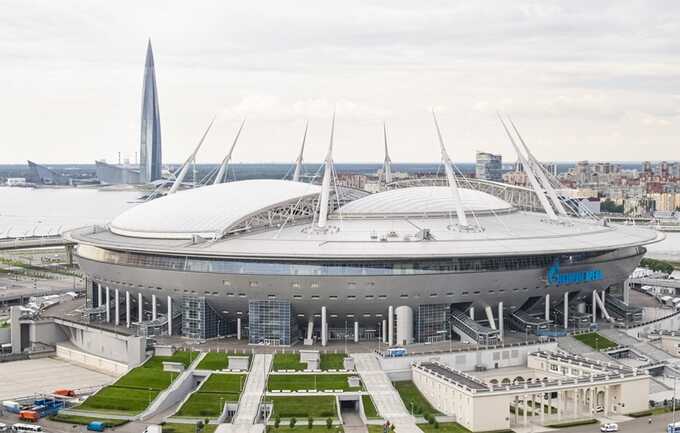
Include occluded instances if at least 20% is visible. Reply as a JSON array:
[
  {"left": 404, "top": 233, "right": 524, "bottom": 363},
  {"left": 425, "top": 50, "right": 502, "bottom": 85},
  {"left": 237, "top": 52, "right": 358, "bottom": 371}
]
[{"left": 77, "top": 244, "right": 637, "bottom": 277}]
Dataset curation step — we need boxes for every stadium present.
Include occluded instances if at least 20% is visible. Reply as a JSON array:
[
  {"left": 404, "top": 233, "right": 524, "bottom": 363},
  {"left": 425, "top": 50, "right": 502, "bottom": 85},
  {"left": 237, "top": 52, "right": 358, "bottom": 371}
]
[{"left": 66, "top": 174, "right": 662, "bottom": 346}]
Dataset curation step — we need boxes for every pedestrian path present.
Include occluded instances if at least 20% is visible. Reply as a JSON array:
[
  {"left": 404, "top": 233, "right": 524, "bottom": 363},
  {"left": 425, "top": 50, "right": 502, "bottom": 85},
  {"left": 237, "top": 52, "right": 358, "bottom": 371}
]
[
  {"left": 352, "top": 353, "right": 422, "bottom": 433},
  {"left": 233, "top": 353, "right": 272, "bottom": 425}
]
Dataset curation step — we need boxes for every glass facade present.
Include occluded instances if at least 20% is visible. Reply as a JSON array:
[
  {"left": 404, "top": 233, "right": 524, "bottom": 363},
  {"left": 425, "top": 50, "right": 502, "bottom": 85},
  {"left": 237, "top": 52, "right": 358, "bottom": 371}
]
[
  {"left": 248, "top": 299, "right": 297, "bottom": 345},
  {"left": 182, "top": 296, "right": 228, "bottom": 339},
  {"left": 78, "top": 244, "right": 618, "bottom": 277},
  {"left": 416, "top": 304, "right": 451, "bottom": 343}
]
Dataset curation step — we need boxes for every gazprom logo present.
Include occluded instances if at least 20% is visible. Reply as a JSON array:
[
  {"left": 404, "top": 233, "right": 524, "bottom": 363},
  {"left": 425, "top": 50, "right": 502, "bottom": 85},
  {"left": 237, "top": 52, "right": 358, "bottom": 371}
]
[{"left": 547, "top": 261, "right": 604, "bottom": 286}]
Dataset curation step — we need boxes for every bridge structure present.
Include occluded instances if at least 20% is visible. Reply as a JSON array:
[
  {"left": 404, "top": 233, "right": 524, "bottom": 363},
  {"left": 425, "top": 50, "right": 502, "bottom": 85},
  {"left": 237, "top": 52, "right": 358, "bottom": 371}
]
[
  {"left": 0, "top": 235, "right": 73, "bottom": 251},
  {"left": 627, "top": 277, "right": 680, "bottom": 290}
]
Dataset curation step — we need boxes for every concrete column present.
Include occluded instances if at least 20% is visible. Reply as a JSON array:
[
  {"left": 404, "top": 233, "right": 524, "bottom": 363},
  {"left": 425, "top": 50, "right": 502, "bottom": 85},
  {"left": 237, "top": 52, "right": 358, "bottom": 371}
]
[
  {"left": 604, "top": 385, "right": 610, "bottom": 416},
  {"left": 381, "top": 319, "right": 387, "bottom": 343},
  {"left": 387, "top": 305, "right": 394, "bottom": 346},
  {"left": 523, "top": 394, "right": 528, "bottom": 426},
  {"left": 469, "top": 307, "right": 475, "bottom": 320},
  {"left": 105, "top": 286, "right": 110, "bottom": 322},
  {"left": 97, "top": 283, "right": 103, "bottom": 307},
  {"left": 354, "top": 321, "right": 359, "bottom": 343},
  {"left": 590, "top": 387, "right": 595, "bottom": 414},
  {"left": 321, "top": 306, "right": 327, "bottom": 347},
  {"left": 592, "top": 290, "right": 597, "bottom": 324},
  {"left": 484, "top": 305, "right": 496, "bottom": 330},
  {"left": 575, "top": 388, "right": 580, "bottom": 418},
  {"left": 548, "top": 393, "right": 553, "bottom": 421},
  {"left": 152, "top": 294, "right": 157, "bottom": 320},
  {"left": 167, "top": 296, "right": 172, "bottom": 336},
  {"left": 514, "top": 396, "right": 519, "bottom": 424},
  {"left": 114, "top": 288, "right": 120, "bottom": 326},
  {"left": 557, "top": 391, "right": 562, "bottom": 421},
  {"left": 125, "top": 291, "right": 131, "bottom": 328},
  {"left": 498, "top": 302, "right": 504, "bottom": 341},
  {"left": 138, "top": 292, "right": 143, "bottom": 323},
  {"left": 563, "top": 292, "right": 569, "bottom": 330},
  {"left": 623, "top": 279, "right": 631, "bottom": 304},
  {"left": 237, "top": 317, "right": 242, "bottom": 340},
  {"left": 307, "top": 319, "right": 313, "bottom": 340},
  {"left": 545, "top": 294, "right": 550, "bottom": 321},
  {"left": 540, "top": 393, "right": 545, "bottom": 425}
]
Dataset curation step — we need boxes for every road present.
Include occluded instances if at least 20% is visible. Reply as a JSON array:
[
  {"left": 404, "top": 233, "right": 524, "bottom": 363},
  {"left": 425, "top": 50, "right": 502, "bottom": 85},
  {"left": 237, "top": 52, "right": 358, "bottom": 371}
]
[{"left": 562, "top": 411, "right": 680, "bottom": 433}]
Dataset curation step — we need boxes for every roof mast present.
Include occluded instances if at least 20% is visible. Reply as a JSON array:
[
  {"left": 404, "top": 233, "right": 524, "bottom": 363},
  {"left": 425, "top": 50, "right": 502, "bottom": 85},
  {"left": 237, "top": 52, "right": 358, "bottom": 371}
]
[
  {"left": 383, "top": 122, "right": 392, "bottom": 185},
  {"left": 292, "top": 121, "right": 308, "bottom": 182},
  {"left": 317, "top": 113, "right": 335, "bottom": 229},
  {"left": 508, "top": 118, "right": 567, "bottom": 216},
  {"left": 498, "top": 114, "right": 557, "bottom": 220},
  {"left": 213, "top": 119, "right": 245, "bottom": 185},
  {"left": 168, "top": 117, "right": 216, "bottom": 195},
  {"left": 432, "top": 111, "right": 469, "bottom": 228}
]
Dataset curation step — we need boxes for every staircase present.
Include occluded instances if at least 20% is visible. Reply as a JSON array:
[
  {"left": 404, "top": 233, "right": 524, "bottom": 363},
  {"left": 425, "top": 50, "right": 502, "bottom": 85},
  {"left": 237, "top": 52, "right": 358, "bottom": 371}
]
[{"left": 352, "top": 353, "right": 422, "bottom": 433}]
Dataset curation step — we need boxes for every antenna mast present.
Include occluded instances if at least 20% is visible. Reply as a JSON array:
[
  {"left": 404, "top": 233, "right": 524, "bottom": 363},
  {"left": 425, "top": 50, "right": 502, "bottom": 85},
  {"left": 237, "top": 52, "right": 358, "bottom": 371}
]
[
  {"left": 168, "top": 117, "right": 215, "bottom": 195},
  {"left": 292, "top": 121, "right": 308, "bottom": 182},
  {"left": 383, "top": 122, "right": 392, "bottom": 185},
  {"left": 432, "top": 111, "right": 468, "bottom": 228},
  {"left": 213, "top": 119, "right": 246, "bottom": 185}
]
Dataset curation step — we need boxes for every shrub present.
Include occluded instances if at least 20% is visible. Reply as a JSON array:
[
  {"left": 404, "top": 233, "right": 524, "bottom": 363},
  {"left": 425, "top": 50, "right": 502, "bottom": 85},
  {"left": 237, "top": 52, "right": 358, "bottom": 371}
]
[
  {"left": 290, "top": 417, "right": 297, "bottom": 428},
  {"left": 308, "top": 417, "right": 313, "bottom": 428},
  {"left": 433, "top": 420, "right": 439, "bottom": 429},
  {"left": 274, "top": 415, "right": 280, "bottom": 428},
  {"left": 326, "top": 417, "right": 333, "bottom": 429}
]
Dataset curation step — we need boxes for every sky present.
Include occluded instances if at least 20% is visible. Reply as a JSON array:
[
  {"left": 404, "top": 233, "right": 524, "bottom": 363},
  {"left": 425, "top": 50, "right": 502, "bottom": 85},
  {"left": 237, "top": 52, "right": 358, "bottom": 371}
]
[{"left": 1, "top": 0, "right": 679, "bottom": 164}]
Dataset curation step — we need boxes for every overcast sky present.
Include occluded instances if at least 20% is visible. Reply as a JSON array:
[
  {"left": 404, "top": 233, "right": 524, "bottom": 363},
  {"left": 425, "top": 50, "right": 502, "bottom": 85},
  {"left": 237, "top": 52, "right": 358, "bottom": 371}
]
[{"left": 1, "top": 1, "right": 679, "bottom": 164}]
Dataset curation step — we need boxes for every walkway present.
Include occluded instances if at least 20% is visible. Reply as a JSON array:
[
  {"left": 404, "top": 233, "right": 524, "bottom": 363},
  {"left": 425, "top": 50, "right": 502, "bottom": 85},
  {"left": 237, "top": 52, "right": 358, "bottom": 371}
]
[
  {"left": 233, "top": 353, "right": 272, "bottom": 425},
  {"left": 352, "top": 353, "right": 422, "bottom": 433}
]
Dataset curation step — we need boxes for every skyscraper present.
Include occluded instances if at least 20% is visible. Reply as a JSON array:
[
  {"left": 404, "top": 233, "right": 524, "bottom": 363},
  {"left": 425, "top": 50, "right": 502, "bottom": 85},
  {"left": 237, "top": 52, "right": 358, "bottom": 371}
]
[
  {"left": 139, "top": 40, "right": 162, "bottom": 183},
  {"left": 475, "top": 151, "right": 502, "bottom": 182}
]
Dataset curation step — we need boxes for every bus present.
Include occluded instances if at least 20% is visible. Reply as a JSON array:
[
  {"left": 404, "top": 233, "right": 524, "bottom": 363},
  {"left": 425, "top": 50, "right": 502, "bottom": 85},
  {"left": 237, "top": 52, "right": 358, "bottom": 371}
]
[
  {"left": 386, "top": 347, "right": 407, "bottom": 357},
  {"left": 13, "top": 424, "right": 43, "bottom": 433},
  {"left": 668, "top": 421, "right": 680, "bottom": 433}
]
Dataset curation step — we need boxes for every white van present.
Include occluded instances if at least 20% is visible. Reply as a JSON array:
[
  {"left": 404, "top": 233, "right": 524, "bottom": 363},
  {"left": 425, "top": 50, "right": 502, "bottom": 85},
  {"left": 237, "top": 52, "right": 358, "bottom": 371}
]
[
  {"left": 13, "top": 424, "right": 43, "bottom": 433},
  {"left": 0, "top": 423, "right": 9, "bottom": 433},
  {"left": 600, "top": 423, "right": 618, "bottom": 432}
]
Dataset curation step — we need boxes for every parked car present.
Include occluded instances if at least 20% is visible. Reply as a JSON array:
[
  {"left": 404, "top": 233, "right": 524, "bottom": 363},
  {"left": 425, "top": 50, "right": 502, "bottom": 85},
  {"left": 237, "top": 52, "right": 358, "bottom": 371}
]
[
  {"left": 600, "top": 423, "right": 618, "bottom": 432},
  {"left": 87, "top": 421, "right": 106, "bottom": 432}
]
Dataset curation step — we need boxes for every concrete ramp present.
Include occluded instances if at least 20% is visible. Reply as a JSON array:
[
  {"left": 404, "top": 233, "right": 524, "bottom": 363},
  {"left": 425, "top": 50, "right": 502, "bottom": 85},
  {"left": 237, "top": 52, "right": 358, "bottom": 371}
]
[
  {"left": 215, "top": 425, "right": 264, "bottom": 433},
  {"left": 352, "top": 353, "right": 422, "bottom": 433},
  {"left": 232, "top": 353, "right": 272, "bottom": 425}
]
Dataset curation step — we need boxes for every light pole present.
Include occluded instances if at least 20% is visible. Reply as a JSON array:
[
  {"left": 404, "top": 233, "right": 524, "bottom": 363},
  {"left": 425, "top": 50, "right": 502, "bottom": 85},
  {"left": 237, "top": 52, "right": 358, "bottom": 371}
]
[{"left": 673, "top": 375, "right": 677, "bottom": 429}]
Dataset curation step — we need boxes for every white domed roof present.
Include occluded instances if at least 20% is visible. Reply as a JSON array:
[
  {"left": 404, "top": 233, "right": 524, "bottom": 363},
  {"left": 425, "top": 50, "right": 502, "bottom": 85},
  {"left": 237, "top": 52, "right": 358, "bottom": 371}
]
[
  {"left": 338, "top": 186, "right": 513, "bottom": 216},
  {"left": 110, "top": 179, "right": 321, "bottom": 239}
]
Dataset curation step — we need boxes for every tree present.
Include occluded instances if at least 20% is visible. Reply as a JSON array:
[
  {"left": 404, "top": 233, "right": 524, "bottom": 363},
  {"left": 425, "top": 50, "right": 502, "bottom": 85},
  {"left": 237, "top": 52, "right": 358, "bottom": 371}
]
[
  {"left": 308, "top": 417, "right": 314, "bottom": 429},
  {"left": 326, "top": 417, "right": 333, "bottom": 429},
  {"left": 601, "top": 199, "right": 624, "bottom": 213},
  {"left": 274, "top": 415, "right": 281, "bottom": 428},
  {"left": 290, "top": 417, "right": 297, "bottom": 428}
]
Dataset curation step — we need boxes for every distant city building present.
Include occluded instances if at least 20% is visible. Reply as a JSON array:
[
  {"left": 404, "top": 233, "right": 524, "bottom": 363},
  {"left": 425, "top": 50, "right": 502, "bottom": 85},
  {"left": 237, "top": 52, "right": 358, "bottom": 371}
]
[
  {"left": 139, "top": 40, "right": 162, "bottom": 183},
  {"left": 475, "top": 151, "right": 502, "bottom": 182},
  {"left": 95, "top": 160, "right": 144, "bottom": 185},
  {"left": 5, "top": 177, "right": 26, "bottom": 186},
  {"left": 26, "top": 160, "right": 72, "bottom": 185}
]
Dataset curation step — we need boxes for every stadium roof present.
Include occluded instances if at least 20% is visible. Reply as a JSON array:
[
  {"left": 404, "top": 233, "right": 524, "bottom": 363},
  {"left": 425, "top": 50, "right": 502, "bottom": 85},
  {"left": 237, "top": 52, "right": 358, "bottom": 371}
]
[
  {"left": 110, "top": 179, "right": 321, "bottom": 239},
  {"left": 338, "top": 186, "right": 513, "bottom": 217}
]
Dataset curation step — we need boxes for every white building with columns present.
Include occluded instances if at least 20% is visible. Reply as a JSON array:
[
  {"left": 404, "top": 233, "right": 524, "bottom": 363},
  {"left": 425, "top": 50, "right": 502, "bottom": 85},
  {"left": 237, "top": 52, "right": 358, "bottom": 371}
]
[{"left": 412, "top": 351, "right": 649, "bottom": 432}]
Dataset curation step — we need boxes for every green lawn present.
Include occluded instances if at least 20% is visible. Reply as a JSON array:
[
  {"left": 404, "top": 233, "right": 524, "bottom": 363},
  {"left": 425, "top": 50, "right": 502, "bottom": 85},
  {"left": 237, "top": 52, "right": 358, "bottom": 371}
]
[
  {"left": 266, "top": 427, "right": 344, "bottom": 433},
  {"left": 175, "top": 374, "right": 246, "bottom": 418},
  {"left": 77, "top": 386, "right": 160, "bottom": 414},
  {"left": 417, "top": 423, "right": 471, "bottom": 433},
  {"left": 273, "top": 353, "right": 307, "bottom": 371},
  {"left": 78, "top": 352, "right": 197, "bottom": 415},
  {"left": 320, "top": 353, "right": 347, "bottom": 370},
  {"left": 196, "top": 352, "right": 251, "bottom": 370},
  {"left": 268, "top": 374, "right": 360, "bottom": 391},
  {"left": 199, "top": 373, "right": 246, "bottom": 393},
  {"left": 573, "top": 332, "right": 617, "bottom": 350},
  {"left": 197, "top": 352, "right": 229, "bottom": 370},
  {"left": 393, "top": 381, "right": 441, "bottom": 416},
  {"left": 270, "top": 396, "right": 337, "bottom": 418},
  {"left": 362, "top": 395, "right": 379, "bottom": 418},
  {"left": 49, "top": 414, "right": 129, "bottom": 427},
  {"left": 162, "top": 423, "right": 217, "bottom": 433}
]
